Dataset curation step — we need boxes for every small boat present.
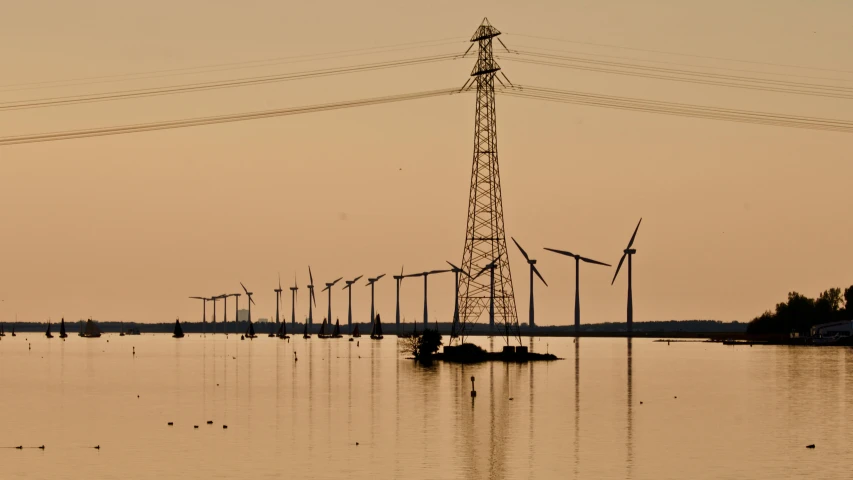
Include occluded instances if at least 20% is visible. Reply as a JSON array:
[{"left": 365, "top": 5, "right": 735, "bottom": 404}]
[
  {"left": 370, "top": 314, "right": 384, "bottom": 340},
  {"left": 331, "top": 319, "right": 343, "bottom": 338},
  {"left": 80, "top": 318, "right": 102, "bottom": 338},
  {"left": 318, "top": 319, "right": 331, "bottom": 339},
  {"left": 45, "top": 321, "right": 54, "bottom": 339},
  {"left": 245, "top": 320, "right": 256, "bottom": 339},
  {"left": 11, "top": 325, "right": 15, "bottom": 337},
  {"left": 268, "top": 320, "right": 275, "bottom": 337},
  {"left": 172, "top": 318, "right": 185, "bottom": 338},
  {"left": 120, "top": 322, "right": 125, "bottom": 337},
  {"left": 59, "top": 318, "right": 67, "bottom": 339},
  {"left": 351, "top": 324, "right": 361, "bottom": 338},
  {"left": 302, "top": 322, "right": 311, "bottom": 339},
  {"left": 0, "top": 324, "right": 5, "bottom": 337},
  {"left": 276, "top": 321, "right": 289, "bottom": 340},
  {"left": 125, "top": 326, "right": 141, "bottom": 335}
]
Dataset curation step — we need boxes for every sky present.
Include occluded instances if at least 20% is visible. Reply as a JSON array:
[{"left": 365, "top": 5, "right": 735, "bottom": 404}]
[{"left": 0, "top": 0, "right": 851, "bottom": 326}]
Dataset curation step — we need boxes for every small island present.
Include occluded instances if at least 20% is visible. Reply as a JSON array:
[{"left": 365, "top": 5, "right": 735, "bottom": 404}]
[{"left": 403, "top": 329, "right": 560, "bottom": 364}]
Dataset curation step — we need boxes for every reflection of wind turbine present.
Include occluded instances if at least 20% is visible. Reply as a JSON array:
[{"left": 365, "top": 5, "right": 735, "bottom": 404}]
[
  {"left": 365, "top": 274, "right": 386, "bottom": 326},
  {"left": 322, "top": 277, "right": 343, "bottom": 332},
  {"left": 544, "top": 247, "right": 610, "bottom": 335},
  {"left": 474, "top": 259, "right": 499, "bottom": 331},
  {"left": 512, "top": 237, "right": 548, "bottom": 330},
  {"left": 406, "top": 268, "right": 452, "bottom": 327},
  {"left": 392, "top": 266, "right": 405, "bottom": 332},
  {"left": 446, "top": 261, "right": 471, "bottom": 343},
  {"left": 307, "top": 267, "right": 317, "bottom": 328},
  {"left": 612, "top": 218, "right": 642, "bottom": 335},
  {"left": 342, "top": 275, "right": 363, "bottom": 334}
]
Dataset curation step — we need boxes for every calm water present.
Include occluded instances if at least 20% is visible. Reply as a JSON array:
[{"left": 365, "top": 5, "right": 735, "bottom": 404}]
[{"left": 1, "top": 333, "right": 852, "bottom": 479}]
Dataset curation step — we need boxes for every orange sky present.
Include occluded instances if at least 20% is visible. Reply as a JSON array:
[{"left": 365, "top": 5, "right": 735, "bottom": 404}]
[{"left": 1, "top": 1, "right": 851, "bottom": 326}]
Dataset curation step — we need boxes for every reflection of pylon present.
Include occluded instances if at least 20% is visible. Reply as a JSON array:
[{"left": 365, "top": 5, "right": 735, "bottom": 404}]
[{"left": 457, "top": 18, "right": 519, "bottom": 345}]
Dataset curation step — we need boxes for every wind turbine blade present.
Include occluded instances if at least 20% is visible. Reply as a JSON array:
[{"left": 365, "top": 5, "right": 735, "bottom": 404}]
[
  {"left": 249, "top": 296, "right": 256, "bottom": 305},
  {"left": 446, "top": 261, "right": 461, "bottom": 271},
  {"left": 353, "top": 275, "right": 363, "bottom": 283},
  {"left": 579, "top": 256, "right": 611, "bottom": 267},
  {"left": 400, "top": 265, "right": 404, "bottom": 278},
  {"left": 627, "top": 218, "right": 643, "bottom": 249},
  {"left": 311, "top": 289, "right": 316, "bottom": 307},
  {"left": 428, "top": 269, "right": 452, "bottom": 275},
  {"left": 511, "top": 237, "right": 530, "bottom": 262},
  {"left": 611, "top": 253, "right": 627, "bottom": 285},
  {"left": 532, "top": 265, "right": 548, "bottom": 287},
  {"left": 332, "top": 277, "right": 343, "bottom": 285},
  {"left": 322, "top": 285, "right": 330, "bottom": 292},
  {"left": 309, "top": 266, "right": 314, "bottom": 286},
  {"left": 475, "top": 264, "right": 491, "bottom": 279},
  {"left": 376, "top": 274, "right": 386, "bottom": 281},
  {"left": 240, "top": 282, "right": 250, "bottom": 296},
  {"left": 278, "top": 273, "right": 281, "bottom": 290},
  {"left": 544, "top": 247, "right": 576, "bottom": 258}
]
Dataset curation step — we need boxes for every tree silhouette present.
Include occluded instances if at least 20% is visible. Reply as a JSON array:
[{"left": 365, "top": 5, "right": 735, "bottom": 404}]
[{"left": 748, "top": 286, "right": 853, "bottom": 335}]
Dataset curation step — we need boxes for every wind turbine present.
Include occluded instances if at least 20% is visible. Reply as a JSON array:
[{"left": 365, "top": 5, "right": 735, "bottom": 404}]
[
  {"left": 322, "top": 277, "right": 343, "bottom": 330},
  {"left": 365, "top": 274, "right": 386, "bottom": 327},
  {"left": 446, "top": 261, "right": 471, "bottom": 342},
  {"left": 342, "top": 275, "right": 363, "bottom": 334},
  {"left": 189, "top": 296, "right": 207, "bottom": 327},
  {"left": 475, "top": 259, "right": 499, "bottom": 331},
  {"left": 216, "top": 294, "right": 230, "bottom": 335},
  {"left": 512, "top": 237, "right": 548, "bottom": 330},
  {"left": 290, "top": 275, "right": 298, "bottom": 328},
  {"left": 209, "top": 295, "right": 220, "bottom": 335},
  {"left": 406, "top": 268, "right": 453, "bottom": 327},
  {"left": 232, "top": 293, "right": 241, "bottom": 335},
  {"left": 307, "top": 267, "right": 317, "bottom": 329},
  {"left": 240, "top": 282, "right": 256, "bottom": 326},
  {"left": 544, "top": 247, "right": 610, "bottom": 335},
  {"left": 611, "top": 218, "right": 642, "bottom": 335},
  {"left": 275, "top": 274, "right": 283, "bottom": 325},
  {"left": 392, "top": 266, "right": 405, "bottom": 333}
]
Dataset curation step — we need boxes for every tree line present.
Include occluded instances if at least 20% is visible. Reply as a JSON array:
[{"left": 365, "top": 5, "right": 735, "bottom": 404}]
[{"left": 747, "top": 286, "right": 853, "bottom": 335}]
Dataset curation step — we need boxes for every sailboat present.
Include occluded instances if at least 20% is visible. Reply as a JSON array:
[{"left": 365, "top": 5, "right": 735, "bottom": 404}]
[
  {"left": 276, "top": 320, "right": 289, "bottom": 339},
  {"left": 245, "top": 319, "right": 256, "bottom": 339},
  {"left": 268, "top": 318, "right": 275, "bottom": 337},
  {"left": 318, "top": 319, "right": 331, "bottom": 339},
  {"left": 80, "top": 318, "right": 102, "bottom": 338},
  {"left": 59, "top": 318, "right": 67, "bottom": 339},
  {"left": 351, "top": 324, "right": 361, "bottom": 338},
  {"left": 172, "top": 318, "right": 184, "bottom": 338},
  {"left": 370, "top": 313, "right": 384, "bottom": 340},
  {"left": 11, "top": 325, "right": 15, "bottom": 337},
  {"left": 302, "top": 321, "right": 311, "bottom": 339},
  {"left": 331, "top": 319, "right": 342, "bottom": 338},
  {"left": 45, "top": 321, "right": 53, "bottom": 339}
]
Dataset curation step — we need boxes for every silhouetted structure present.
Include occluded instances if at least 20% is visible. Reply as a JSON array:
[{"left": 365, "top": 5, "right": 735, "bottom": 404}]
[
  {"left": 544, "top": 247, "right": 610, "bottom": 334},
  {"left": 342, "top": 275, "right": 363, "bottom": 334},
  {"left": 457, "top": 18, "right": 519, "bottom": 345},
  {"left": 512, "top": 238, "right": 548, "bottom": 329},
  {"left": 365, "top": 274, "right": 385, "bottom": 328},
  {"left": 612, "top": 219, "right": 642, "bottom": 335}
]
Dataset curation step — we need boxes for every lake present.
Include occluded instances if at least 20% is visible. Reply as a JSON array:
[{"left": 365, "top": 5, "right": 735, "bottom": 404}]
[{"left": 1, "top": 333, "right": 851, "bottom": 479}]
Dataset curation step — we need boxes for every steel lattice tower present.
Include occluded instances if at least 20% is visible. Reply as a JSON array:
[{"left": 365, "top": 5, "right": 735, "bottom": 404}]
[{"left": 457, "top": 18, "right": 520, "bottom": 345}]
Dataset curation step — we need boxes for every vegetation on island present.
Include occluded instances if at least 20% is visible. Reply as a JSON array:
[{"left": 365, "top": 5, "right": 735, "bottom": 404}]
[
  {"left": 747, "top": 286, "right": 853, "bottom": 335},
  {"left": 401, "top": 328, "right": 443, "bottom": 364}
]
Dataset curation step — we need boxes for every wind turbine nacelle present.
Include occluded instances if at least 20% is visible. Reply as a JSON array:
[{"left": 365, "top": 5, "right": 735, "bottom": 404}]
[{"left": 624, "top": 248, "right": 636, "bottom": 254}]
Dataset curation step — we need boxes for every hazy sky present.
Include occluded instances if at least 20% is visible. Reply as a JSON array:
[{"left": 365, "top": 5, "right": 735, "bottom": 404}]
[{"left": 1, "top": 1, "right": 851, "bottom": 326}]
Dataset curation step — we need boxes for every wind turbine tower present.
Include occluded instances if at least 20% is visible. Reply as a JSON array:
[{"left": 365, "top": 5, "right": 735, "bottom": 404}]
[
  {"left": 511, "top": 238, "right": 548, "bottom": 329},
  {"left": 343, "top": 275, "right": 363, "bottom": 334},
  {"left": 612, "top": 219, "right": 642, "bottom": 335}
]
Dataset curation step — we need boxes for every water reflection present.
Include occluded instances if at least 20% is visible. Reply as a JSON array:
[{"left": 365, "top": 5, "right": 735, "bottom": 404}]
[
  {"left": 627, "top": 338, "right": 633, "bottom": 478},
  {"left": 574, "top": 339, "right": 580, "bottom": 477}
]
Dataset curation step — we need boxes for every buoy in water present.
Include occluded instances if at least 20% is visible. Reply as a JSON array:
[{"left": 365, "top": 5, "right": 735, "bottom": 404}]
[
  {"left": 94, "top": 445, "right": 100, "bottom": 449},
  {"left": 207, "top": 421, "right": 213, "bottom": 425},
  {"left": 167, "top": 422, "right": 173, "bottom": 426},
  {"left": 806, "top": 444, "right": 815, "bottom": 449},
  {"left": 223, "top": 425, "right": 228, "bottom": 429},
  {"left": 194, "top": 425, "right": 199, "bottom": 429},
  {"left": 38, "top": 445, "right": 44, "bottom": 450},
  {"left": 470, "top": 376, "right": 477, "bottom": 397},
  {"left": 15, "top": 446, "right": 22, "bottom": 449}
]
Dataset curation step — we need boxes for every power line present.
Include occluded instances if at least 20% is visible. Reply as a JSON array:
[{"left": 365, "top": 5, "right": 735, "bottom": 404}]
[
  {"left": 0, "top": 53, "right": 466, "bottom": 111},
  {"left": 0, "top": 37, "right": 467, "bottom": 93},
  {"left": 503, "top": 32, "right": 853, "bottom": 75},
  {"left": 0, "top": 88, "right": 466, "bottom": 146},
  {"left": 501, "top": 85, "right": 853, "bottom": 134},
  {"left": 500, "top": 51, "right": 853, "bottom": 100}
]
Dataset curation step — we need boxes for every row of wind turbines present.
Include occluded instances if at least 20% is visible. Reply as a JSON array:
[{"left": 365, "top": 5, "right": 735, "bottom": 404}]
[{"left": 188, "top": 218, "right": 643, "bottom": 338}]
